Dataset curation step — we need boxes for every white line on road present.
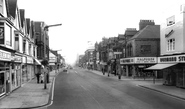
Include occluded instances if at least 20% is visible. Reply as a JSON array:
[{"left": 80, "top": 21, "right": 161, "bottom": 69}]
[
  {"left": 80, "top": 85, "right": 103, "bottom": 108},
  {"left": 80, "top": 85, "right": 87, "bottom": 90},
  {"left": 75, "top": 71, "right": 78, "bottom": 74}
]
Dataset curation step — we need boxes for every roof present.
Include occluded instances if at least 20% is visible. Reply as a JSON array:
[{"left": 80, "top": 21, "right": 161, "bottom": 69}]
[
  {"left": 26, "top": 18, "right": 30, "bottom": 34},
  {"left": 7, "top": 0, "right": 17, "bottom": 19},
  {"left": 128, "top": 25, "right": 160, "bottom": 41},
  {"left": 19, "top": 9, "right": 25, "bottom": 28}
]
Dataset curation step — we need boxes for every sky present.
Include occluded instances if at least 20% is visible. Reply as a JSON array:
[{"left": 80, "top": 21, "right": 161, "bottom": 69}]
[{"left": 17, "top": 0, "right": 184, "bottom": 65}]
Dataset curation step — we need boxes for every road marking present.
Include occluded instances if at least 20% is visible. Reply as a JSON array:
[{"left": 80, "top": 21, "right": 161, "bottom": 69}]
[
  {"left": 75, "top": 71, "right": 78, "bottom": 74},
  {"left": 80, "top": 85, "right": 103, "bottom": 108},
  {"left": 80, "top": 85, "right": 87, "bottom": 90}
]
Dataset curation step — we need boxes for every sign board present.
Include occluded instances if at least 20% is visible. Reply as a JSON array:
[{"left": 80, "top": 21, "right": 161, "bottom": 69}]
[
  {"left": 14, "top": 55, "right": 22, "bottom": 63},
  {"left": 120, "top": 57, "right": 157, "bottom": 64},
  {"left": 0, "top": 50, "right": 11, "bottom": 61},
  {"left": 135, "top": 57, "right": 157, "bottom": 63},
  {"left": 159, "top": 54, "right": 185, "bottom": 63},
  {"left": 120, "top": 58, "right": 135, "bottom": 64},
  {"left": 49, "top": 57, "right": 56, "bottom": 62},
  {"left": 27, "top": 57, "right": 33, "bottom": 64}
]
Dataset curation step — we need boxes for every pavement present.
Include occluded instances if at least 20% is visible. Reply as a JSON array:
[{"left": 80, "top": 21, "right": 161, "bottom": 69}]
[
  {"left": 88, "top": 69, "right": 185, "bottom": 101},
  {"left": 0, "top": 68, "right": 62, "bottom": 109}
]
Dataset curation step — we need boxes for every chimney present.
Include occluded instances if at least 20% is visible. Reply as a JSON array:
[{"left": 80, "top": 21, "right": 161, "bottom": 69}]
[{"left": 139, "top": 20, "right": 155, "bottom": 30}]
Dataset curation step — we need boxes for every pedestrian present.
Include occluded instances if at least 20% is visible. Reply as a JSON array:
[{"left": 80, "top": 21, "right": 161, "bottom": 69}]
[
  {"left": 40, "top": 73, "right": 44, "bottom": 83},
  {"left": 36, "top": 67, "right": 41, "bottom": 83}
]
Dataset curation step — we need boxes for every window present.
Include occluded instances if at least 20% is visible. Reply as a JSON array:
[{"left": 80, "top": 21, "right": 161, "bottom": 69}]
[
  {"left": 0, "top": 0, "right": 3, "bottom": 14},
  {"left": 127, "top": 44, "right": 133, "bottom": 57},
  {"left": 15, "top": 34, "right": 19, "bottom": 51},
  {"left": 0, "top": 22, "right": 4, "bottom": 44},
  {"left": 23, "top": 40, "right": 26, "bottom": 53},
  {"left": 140, "top": 45, "right": 151, "bottom": 54},
  {"left": 167, "top": 15, "right": 175, "bottom": 26},
  {"left": 167, "top": 38, "right": 175, "bottom": 51},
  {"left": 29, "top": 44, "right": 31, "bottom": 55}
]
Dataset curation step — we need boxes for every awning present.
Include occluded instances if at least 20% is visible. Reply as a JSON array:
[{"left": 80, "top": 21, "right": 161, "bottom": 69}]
[
  {"left": 34, "top": 58, "right": 41, "bottom": 65},
  {"left": 145, "top": 63, "right": 177, "bottom": 70}
]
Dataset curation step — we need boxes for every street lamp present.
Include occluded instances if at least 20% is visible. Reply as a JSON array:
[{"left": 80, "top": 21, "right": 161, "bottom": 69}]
[{"left": 43, "top": 23, "right": 62, "bottom": 89}]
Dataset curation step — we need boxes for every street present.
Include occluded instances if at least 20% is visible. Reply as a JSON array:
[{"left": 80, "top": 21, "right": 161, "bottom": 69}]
[{"left": 45, "top": 68, "right": 185, "bottom": 109}]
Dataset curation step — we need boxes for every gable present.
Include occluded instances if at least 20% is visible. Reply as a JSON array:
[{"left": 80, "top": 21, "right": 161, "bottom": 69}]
[
  {"left": 7, "top": 0, "right": 17, "bottom": 19},
  {"left": 129, "top": 25, "right": 160, "bottom": 41}
]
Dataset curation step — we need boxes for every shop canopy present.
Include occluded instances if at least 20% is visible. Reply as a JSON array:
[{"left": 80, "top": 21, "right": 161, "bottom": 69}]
[
  {"left": 34, "top": 58, "right": 44, "bottom": 68},
  {"left": 145, "top": 63, "right": 177, "bottom": 70}
]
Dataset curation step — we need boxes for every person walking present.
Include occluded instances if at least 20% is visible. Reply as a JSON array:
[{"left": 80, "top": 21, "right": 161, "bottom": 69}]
[{"left": 36, "top": 66, "right": 41, "bottom": 83}]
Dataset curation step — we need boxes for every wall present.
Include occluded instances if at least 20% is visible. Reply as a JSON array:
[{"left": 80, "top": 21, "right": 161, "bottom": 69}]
[
  {"left": 135, "top": 39, "right": 160, "bottom": 57},
  {"left": 160, "top": 4, "right": 185, "bottom": 55}
]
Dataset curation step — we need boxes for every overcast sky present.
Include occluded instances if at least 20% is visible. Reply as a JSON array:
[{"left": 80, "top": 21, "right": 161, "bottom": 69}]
[{"left": 17, "top": 0, "right": 184, "bottom": 65}]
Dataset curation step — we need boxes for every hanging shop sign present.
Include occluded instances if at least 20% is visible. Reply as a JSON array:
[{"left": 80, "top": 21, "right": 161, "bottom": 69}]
[
  {"left": 0, "top": 49, "right": 11, "bottom": 61},
  {"left": 120, "top": 58, "right": 135, "bottom": 64},
  {"left": 135, "top": 57, "right": 157, "bottom": 64},
  {"left": 14, "top": 55, "right": 22, "bottom": 63},
  {"left": 159, "top": 54, "right": 185, "bottom": 63},
  {"left": 49, "top": 57, "right": 56, "bottom": 63}
]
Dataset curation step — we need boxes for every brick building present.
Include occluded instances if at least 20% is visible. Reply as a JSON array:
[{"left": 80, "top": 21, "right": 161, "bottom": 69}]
[{"left": 120, "top": 20, "right": 161, "bottom": 78}]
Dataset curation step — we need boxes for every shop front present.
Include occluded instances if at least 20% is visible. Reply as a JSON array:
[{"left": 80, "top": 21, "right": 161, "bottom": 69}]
[
  {"left": 0, "top": 49, "right": 12, "bottom": 96},
  {"left": 146, "top": 54, "right": 185, "bottom": 88},
  {"left": 27, "top": 56, "right": 34, "bottom": 80},
  {"left": 21, "top": 56, "right": 27, "bottom": 84},
  {"left": 120, "top": 57, "right": 135, "bottom": 77},
  {"left": 120, "top": 57, "right": 157, "bottom": 77},
  {"left": 11, "top": 54, "right": 22, "bottom": 91}
]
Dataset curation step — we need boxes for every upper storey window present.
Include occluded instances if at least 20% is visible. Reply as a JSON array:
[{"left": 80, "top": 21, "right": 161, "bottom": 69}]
[
  {"left": 167, "top": 15, "right": 175, "bottom": 26},
  {"left": 0, "top": 0, "right": 3, "bottom": 15}
]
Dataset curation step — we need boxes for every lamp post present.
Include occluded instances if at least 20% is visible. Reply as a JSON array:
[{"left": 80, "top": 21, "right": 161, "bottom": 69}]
[{"left": 43, "top": 23, "right": 62, "bottom": 89}]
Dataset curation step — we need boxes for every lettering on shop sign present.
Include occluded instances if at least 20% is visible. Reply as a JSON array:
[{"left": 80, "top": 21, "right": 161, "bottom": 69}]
[
  {"left": 14, "top": 56, "right": 22, "bottom": 62},
  {"left": 135, "top": 57, "right": 156, "bottom": 63},
  {"left": 178, "top": 56, "right": 185, "bottom": 62},
  {"left": 27, "top": 57, "right": 33, "bottom": 63},
  {"left": 0, "top": 50, "right": 11, "bottom": 61},
  {"left": 159, "top": 55, "right": 185, "bottom": 63},
  {"left": 120, "top": 58, "right": 134, "bottom": 64},
  {"left": 160, "top": 57, "right": 177, "bottom": 62},
  {"left": 165, "top": 29, "right": 174, "bottom": 38}
]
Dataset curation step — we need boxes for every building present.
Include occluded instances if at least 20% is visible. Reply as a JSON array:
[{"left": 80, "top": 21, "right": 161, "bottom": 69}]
[
  {"left": 34, "top": 21, "right": 49, "bottom": 61},
  {"left": 0, "top": 0, "right": 38, "bottom": 97},
  {"left": 146, "top": 4, "right": 185, "bottom": 87},
  {"left": 120, "top": 20, "right": 161, "bottom": 78}
]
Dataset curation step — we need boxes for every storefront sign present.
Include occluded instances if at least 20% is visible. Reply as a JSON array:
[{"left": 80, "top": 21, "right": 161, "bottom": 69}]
[
  {"left": 159, "top": 55, "right": 185, "bottom": 63},
  {"left": 135, "top": 57, "right": 157, "bottom": 63},
  {"left": 27, "top": 57, "right": 33, "bottom": 64},
  {"left": 114, "top": 52, "right": 122, "bottom": 55},
  {"left": 14, "top": 55, "right": 22, "bottom": 63},
  {"left": 0, "top": 50, "right": 11, "bottom": 61},
  {"left": 49, "top": 57, "right": 56, "bottom": 63},
  {"left": 120, "top": 58, "right": 135, "bottom": 64}
]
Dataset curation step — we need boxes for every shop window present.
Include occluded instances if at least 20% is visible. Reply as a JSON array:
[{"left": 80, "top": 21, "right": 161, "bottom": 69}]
[
  {"left": 0, "top": 72, "right": 5, "bottom": 95},
  {"left": 167, "top": 38, "right": 175, "bottom": 51}
]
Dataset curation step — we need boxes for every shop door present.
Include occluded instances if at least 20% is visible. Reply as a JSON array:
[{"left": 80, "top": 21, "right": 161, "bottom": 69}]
[
  {"left": 6, "top": 70, "right": 10, "bottom": 93},
  {"left": 0, "top": 71, "right": 5, "bottom": 96}
]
